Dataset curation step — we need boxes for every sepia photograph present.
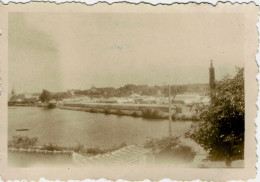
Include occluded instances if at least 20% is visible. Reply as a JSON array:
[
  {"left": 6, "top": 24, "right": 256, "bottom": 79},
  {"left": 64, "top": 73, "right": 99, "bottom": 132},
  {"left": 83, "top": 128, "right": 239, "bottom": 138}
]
[{"left": 0, "top": 2, "right": 258, "bottom": 181}]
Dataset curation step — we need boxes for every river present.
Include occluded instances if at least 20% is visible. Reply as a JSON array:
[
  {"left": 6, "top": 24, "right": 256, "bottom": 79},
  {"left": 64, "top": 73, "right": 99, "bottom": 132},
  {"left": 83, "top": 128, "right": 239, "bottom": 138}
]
[{"left": 8, "top": 107, "right": 201, "bottom": 151}]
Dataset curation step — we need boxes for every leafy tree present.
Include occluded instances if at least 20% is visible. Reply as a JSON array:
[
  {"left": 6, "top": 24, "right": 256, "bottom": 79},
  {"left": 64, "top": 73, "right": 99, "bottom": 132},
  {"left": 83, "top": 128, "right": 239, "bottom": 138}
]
[
  {"left": 186, "top": 68, "right": 244, "bottom": 166},
  {"left": 39, "top": 89, "right": 52, "bottom": 103}
]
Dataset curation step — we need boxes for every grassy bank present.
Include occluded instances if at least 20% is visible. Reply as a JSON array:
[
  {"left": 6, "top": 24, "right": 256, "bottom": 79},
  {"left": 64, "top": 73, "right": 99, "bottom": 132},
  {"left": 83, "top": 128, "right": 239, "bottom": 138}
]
[{"left": 8, "top": 135, "right": 127, "bottom": 157}]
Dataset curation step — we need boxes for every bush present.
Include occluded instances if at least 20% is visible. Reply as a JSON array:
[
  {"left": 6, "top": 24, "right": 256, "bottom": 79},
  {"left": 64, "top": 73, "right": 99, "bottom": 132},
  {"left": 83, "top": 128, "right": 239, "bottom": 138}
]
[
  {"left": 142, "top": 108, "right": 163, "bottom": 119},
  {"left": 175, "top": 106, "right": 183, "bottom": 113},
  {"left": 9, "top": 135, "right": 38, "bottom": 149},
  {"left": 87, "top": 147, "right": 104, "bottom": 155},
  {"left": 191, "top": 113, "right": 199, "bottom": 121},
  {"left": 81, "top": 142, "right": 128, "bottom": 156},
  {"left": 118, "top": 142, "right": 127, "bottom": 148},
  {"left": 131, "top": 111, "right": 139, "bottom": 117},
  {"left": 47, "top": 103, "right": 56, "bottom": 109},
  {"left": 104, "top": 108, "right": 111, "bottom": 115},
  {"left": 73, "top": 142, "right": 85, "bottom": 153},
  {"left": 42, "top": 143, "right": 64, "bottom": 151},
  {"left": 115, "top": 109, "right": 123, "bottom": 115},
  {"left": 171, "top": 114, "right": 176, "bottom": 120},
  {"left": 89, "top": 108, "right": 97, "bottom": 113},
  {"left": 144, "top": 136, "right": 196, "bottom": 163}
]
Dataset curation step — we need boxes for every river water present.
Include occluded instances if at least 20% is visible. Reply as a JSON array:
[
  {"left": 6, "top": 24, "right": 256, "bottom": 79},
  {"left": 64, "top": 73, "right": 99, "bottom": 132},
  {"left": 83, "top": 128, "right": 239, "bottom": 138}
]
[{"left": 8, "top": 107, "right": 201, "bottom": 151}]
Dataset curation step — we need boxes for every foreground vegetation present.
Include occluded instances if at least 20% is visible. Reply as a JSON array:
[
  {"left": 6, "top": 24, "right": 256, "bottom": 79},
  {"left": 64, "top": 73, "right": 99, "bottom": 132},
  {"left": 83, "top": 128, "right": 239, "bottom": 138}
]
[
  {"left": 144, "top": 136, "right": 196, "bottom": 163},
  {"left": 186, "top": 68, "right": 244, "bottom": 166},
  {"left": 9, "top": 135, "right": 196, "bottom": 164},
  {"left": 8, "top": 135, "right": 127, "bottom": 156}
]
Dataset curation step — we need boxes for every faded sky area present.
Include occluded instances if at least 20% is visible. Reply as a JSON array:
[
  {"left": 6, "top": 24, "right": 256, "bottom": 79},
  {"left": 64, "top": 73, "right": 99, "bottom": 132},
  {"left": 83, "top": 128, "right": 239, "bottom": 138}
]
[{"left": 9, "top": 13, "right": 244, "bottom": 93}]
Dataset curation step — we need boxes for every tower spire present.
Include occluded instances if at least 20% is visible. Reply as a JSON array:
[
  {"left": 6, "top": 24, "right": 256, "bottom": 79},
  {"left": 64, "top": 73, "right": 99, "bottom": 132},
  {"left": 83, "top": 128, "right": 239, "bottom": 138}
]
[
  {"left": 209, "top": 60, "right": 215, "bottom": 90},
  {"left": 11, "top": 87, "right": 15, "bottom": 96},
  {"left": 209, "top": 60, "right": 216, "bottom": 103}
]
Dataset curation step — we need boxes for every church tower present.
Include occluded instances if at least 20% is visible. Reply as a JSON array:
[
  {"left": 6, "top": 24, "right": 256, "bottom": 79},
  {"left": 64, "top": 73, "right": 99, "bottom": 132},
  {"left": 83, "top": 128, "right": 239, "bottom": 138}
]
[
  {"left": 209, "top": 60, "right": 215, "bottom": 90},
  {"left": 209, "top": 60, "right": 216, "bottom": 103},
  {"left": 11, "top": 87, "right": 16, "bottom": 97}
]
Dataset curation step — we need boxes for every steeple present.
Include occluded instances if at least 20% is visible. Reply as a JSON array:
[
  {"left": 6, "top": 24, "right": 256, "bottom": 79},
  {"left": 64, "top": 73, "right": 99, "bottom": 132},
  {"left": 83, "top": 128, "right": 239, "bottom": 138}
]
[
  {"left": 11, "top": 87, "right": 16, "bottom": 96},
  {"left": 209, "top": 60, "right": 216, "bottom": 103},
  {"left": 209, "top": 60, "right": 215, "bottom": 90}
]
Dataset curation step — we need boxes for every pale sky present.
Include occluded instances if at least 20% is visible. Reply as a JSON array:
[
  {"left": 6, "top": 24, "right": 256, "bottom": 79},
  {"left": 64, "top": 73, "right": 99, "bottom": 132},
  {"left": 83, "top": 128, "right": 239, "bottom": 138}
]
[{"left": 9, "top": 12, "right": 244, "bottom": 93}]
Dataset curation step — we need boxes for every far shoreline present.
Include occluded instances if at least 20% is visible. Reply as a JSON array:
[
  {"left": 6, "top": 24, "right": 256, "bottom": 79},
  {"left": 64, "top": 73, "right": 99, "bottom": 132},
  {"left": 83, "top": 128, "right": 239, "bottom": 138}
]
[{"left": 8, "top": 104, "right": 201, "bottom": 121}]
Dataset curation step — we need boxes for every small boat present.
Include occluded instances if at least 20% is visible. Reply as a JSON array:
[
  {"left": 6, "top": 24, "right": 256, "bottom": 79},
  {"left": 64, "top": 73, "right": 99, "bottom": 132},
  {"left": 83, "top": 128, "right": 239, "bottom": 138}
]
[{"left": 16, "top": 129, "right": 29, "bottom": 131}]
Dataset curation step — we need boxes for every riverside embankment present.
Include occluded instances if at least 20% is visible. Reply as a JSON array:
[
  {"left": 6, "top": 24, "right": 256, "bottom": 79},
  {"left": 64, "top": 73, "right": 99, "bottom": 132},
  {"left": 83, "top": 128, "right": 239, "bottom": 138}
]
[
  {"left": 62, "top": 103, "right": 169, "bottom": 111},
  {"left": 59, "top": 103, "right": 200, "bottom": 121}
]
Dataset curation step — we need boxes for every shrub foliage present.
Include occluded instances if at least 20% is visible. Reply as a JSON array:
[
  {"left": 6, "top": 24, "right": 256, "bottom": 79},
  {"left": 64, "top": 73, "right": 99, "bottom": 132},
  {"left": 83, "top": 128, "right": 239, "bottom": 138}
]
[
  {"left": 9, "top": 135, "right": 38, "bottom": 149},
  {"left": 186, "top": 68, "right": 244, "bottom": 165},
  {"left": 144, "top": 136, "right": 196, "bottom": 163}
]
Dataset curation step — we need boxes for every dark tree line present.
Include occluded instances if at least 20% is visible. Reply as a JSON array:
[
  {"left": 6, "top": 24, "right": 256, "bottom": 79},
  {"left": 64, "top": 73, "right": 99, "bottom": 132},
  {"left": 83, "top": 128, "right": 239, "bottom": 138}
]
[
  {"left": 39, "top": 90, "right": 72, "bottom": 102},
  {"left": 73, "top": 84, "right": 192, "bottom": 97}
]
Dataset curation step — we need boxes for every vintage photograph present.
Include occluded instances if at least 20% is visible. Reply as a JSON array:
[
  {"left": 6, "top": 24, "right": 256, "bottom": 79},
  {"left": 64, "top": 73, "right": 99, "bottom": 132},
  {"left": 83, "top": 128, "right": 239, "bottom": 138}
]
[
  {"left": 7, "top": 11, "right": 247, "bottom": 168},
  {"left": 1, "top": 4, "right": 257, "bottom": 180}
]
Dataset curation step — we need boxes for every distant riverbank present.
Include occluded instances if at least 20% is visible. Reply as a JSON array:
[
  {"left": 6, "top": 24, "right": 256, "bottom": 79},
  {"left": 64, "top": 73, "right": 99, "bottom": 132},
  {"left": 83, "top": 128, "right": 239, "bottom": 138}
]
[
  {"left": 8, "top": 102, "right": 37, "bottom": 107},
  {"left": 59, "top": 104, "right": 200, "bottom": 121},
  {"left": 8, "top": 102, "right": 200, "bottom": 121}
]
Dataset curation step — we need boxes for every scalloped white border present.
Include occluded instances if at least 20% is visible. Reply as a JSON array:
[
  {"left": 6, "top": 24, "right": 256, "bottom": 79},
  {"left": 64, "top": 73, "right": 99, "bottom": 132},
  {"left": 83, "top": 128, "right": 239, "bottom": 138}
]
[
  {"left": 255, "top": 3, "right": 259, "bottom": 182},
  {"left": 0, "top": 1, "right": 259, "bottom": 182},
  {"left": 0, "top": 0, "right": 259, "bottom": 6}
]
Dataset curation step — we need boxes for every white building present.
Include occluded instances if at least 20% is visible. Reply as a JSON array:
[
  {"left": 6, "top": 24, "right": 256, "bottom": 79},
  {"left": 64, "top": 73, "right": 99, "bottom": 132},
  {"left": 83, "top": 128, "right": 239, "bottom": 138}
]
[
  {"left": 24, "top": 94, "right": 39, "bottom": 100},
  {"left": 174, "top": 94, "right": 201, "bottom": 105}
]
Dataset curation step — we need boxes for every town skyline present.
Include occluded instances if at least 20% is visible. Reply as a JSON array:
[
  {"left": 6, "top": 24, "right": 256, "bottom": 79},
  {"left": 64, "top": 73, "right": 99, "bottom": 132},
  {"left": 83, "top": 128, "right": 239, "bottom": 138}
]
[{"left": 10, "top": 81, "right": 210, "bottom": 95}]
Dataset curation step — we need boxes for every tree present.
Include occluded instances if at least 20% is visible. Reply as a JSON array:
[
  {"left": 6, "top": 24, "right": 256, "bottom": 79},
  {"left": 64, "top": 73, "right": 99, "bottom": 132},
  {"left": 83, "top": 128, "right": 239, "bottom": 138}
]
[
  {"left": 186, "top": 67, "right": 244, "bottom": 166},
  {"left": 39, "top": 89, "right": 52, "bottom": 103}
]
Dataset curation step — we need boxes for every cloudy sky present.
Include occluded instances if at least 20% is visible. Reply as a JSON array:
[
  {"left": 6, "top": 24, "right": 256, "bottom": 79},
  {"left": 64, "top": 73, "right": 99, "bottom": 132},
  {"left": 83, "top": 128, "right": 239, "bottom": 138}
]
[{"left": 9, "top": 12, "right": 244, "bottom": 93}]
